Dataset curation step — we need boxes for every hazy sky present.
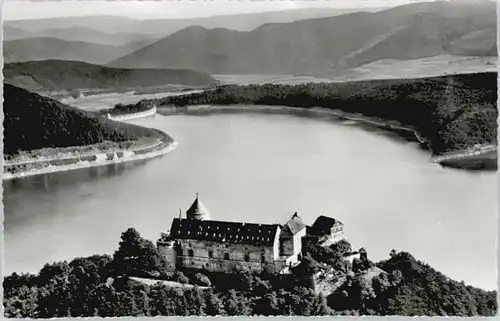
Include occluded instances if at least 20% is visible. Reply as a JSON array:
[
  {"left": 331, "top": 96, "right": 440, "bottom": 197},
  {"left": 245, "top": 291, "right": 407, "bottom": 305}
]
[{"left": 3, "top": 0, "right": 439, "bottom": 20}]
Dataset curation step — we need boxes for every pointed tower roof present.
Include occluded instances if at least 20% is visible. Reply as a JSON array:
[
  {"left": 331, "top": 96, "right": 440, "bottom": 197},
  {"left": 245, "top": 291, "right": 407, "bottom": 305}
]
[
  {"left": 186, "top": 193, "right": 211, "bottom": 220},
  {"left": 283, "top": 212, "right": 306, "bottom": 235}
]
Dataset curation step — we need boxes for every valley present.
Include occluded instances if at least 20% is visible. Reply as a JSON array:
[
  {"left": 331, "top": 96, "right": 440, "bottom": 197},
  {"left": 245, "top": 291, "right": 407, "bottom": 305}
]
[{"left": 2, "top": 0, "right": 498, "bottom": 317}]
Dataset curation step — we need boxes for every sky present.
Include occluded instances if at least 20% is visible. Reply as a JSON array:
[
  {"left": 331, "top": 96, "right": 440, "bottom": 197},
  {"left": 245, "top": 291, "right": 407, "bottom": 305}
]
[{"left": 2, "top": 0, "right": 443, "bottom": 20}]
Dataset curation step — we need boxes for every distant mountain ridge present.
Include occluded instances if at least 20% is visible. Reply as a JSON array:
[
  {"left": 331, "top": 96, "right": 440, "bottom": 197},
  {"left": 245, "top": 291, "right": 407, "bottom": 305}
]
[
  {"left": 3, "top": 60, "right": 218, "bottom": 95},
  {"left": 108, "top": 1, "right": 496, "bottom": 76},
  {"left": 3, "top": 25, "right": 32, "bottom": 41},
  {"left": 4, "top": 7, "right": 387, "bottom": 36},
  {"left": 3, "top": 38, "right": 147, "bottom": 65},
  {"left": 3, "top": 7, "right": 386, "bottom": 64},
  {"left": 4, "top": 26, "right": 161, "bottom": 47}
]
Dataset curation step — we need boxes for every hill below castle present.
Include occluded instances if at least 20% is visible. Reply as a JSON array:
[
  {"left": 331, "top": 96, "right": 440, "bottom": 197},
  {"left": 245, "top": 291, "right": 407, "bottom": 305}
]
[
  {"left": 4, "top": 60, "right": 218, "bottom": 98},
  {"left": 3, "top": 228, "right": 497, "bottom": 317},
  {"left": 108, "top": 1, "right": 496, "bottom": 76}
]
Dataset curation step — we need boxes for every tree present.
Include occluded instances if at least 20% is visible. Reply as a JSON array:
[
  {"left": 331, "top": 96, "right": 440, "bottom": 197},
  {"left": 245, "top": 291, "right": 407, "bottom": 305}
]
[
  {"left": 173, "top": 271, "right": 189, "bottom": 284},
  {"left": 194, "top": 273, "right": 212, "bottom": 287},
  {"left": 89, "top": 283, "right": 120, "bottom": 317},
  {"left": 330, "top": 239, "right": 353, "bottom": 258},
  {"left": 3, "top": 285, "right": 39, "bottom": 318},
  {"left": 255, "top": 291, "right": 279, "bottom": 316},
  {"left": 113, "top": 228, "right": 143, "bottom": 273},
  {"left": 184, "top": 287, "right": 205, "bottom": 315},
  {"left": 204, "top": 290, "right": 224, "bottom": 316},
  {"left": 252, "top": 277, "right": 272, "bottom": 296},
  {"left": 149, "top": 284, "right": 176, "bottom": 316},
  {"left": 113, "top": 227, "right": 165, "bottom": 276},
  {"left": 224, "top": 289, "right": 240, "bottom": 316},
  {"left": 312, "top": 293, "right": 331, "bottom": 315}
]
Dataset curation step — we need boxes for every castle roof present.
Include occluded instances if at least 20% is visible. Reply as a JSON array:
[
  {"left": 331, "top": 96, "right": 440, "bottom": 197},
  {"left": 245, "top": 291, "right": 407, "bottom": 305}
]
[
  {"left": 186, "top": 194, "right": 210, "bottom": 219},
  {"left": 283, "top": 212, "right": 307, "bottom": 235},
  {"left": 312, "top": 215, "right": 343, "bottom": 231},
  {"left": 169, "top": 218, "right": 279, "bottom": 246}
]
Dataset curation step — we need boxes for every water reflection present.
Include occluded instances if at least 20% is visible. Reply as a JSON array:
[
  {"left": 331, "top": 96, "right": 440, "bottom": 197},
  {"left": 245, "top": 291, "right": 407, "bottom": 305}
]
[{"left": 3, "top": 160, "right": 150, "bottom": 193}]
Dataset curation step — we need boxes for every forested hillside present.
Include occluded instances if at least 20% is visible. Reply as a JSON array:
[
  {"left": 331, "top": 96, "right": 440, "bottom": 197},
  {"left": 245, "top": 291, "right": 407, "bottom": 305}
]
[
  {"left": 3, "top": 228, "right": 497, "bottom": 317},
  {"left": 3, "top": 84, "right": 160, "bottom": 156},
  {"left": 127, "top": 72, "right": 498, "bottom": 156}
]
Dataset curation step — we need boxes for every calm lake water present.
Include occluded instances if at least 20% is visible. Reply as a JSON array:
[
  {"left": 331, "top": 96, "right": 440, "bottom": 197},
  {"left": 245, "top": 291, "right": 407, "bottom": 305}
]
[{"left": 3, "top": 110, "right": 497, "bottom": 290}]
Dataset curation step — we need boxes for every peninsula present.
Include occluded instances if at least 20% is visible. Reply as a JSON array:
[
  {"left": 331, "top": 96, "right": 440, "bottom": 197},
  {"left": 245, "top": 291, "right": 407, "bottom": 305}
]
[{"left": 3, "top": 84, "right": 176, "bottom": 180}]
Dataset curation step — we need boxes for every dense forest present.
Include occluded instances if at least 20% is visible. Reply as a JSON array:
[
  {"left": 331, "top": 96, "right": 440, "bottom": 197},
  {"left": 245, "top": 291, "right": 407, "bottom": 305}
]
[
  {"left": 3, "top": 84, "right": 163, "bottom": 156},
  {"left": 126, "top": 72, "right": 497, "bottom": 155},
  {"left": 4, "top": 228, "right": 497, "bottom": 318}
]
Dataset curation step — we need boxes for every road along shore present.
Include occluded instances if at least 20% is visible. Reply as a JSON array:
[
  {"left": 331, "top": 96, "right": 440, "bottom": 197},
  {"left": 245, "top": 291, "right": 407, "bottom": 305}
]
[{"left": 3, "top": 125, "right": 177, "bottom": 181}]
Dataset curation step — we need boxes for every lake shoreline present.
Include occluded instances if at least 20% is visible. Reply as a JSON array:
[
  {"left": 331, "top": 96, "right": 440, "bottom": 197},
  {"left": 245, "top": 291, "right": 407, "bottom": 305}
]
[
  {"left": 3, "top": 129, "right": 177, "bottom": 181},
  {"left": 3, "top": 102, "right": 492, "bottom": 181},
  {"left": 158, "top": 103, "right": 428, "bottom": 144},
  {"left": 157, "top": 104, "right": 497, "bottom": 170}
]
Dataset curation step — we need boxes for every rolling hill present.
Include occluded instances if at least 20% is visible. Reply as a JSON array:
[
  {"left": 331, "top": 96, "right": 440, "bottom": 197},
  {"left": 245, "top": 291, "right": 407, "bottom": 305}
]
[
  {"left": 3, "top": 231, "right": 497, "bottom": 317},
  {"left": 3, "top": 25, "right": 32, "bottom": 41},
  {"left": 4, "top": 15, "right": 138, "bottom": 33},
  {"left": 3, "top": 38, "right": 147, "bottom": 65},
  {"left": 108, "top": 1, "right": 496, "bottom": 76},
  {"left": 3, "top": 60, "right": 218, "bottom": 94},
  {"left": 3, "top": 84, "right": 161, "bottom": 156},
  {"left": 3, "top": 25, "right": 161, "bottom": 47}
]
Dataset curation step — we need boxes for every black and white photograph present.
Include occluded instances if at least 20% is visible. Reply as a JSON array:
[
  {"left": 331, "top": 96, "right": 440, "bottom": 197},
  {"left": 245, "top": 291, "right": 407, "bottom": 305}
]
[{"left": 2, "top": 0, "right": 498, "bottom": 317}]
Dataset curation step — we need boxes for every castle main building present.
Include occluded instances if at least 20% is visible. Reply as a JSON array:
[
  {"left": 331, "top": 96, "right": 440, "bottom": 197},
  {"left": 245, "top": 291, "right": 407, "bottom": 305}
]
[{"left": 157, "top": 195, "right": 344, "bottom": 275}]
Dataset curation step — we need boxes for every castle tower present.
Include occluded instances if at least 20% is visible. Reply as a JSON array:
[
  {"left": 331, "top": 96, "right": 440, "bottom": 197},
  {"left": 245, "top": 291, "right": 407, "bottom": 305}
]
[
  {"left": 157, "top": 239, "right": 177, "bottom": 272},
  {"left": 186, "top": 193, "right": 211, "bottom": 221}
]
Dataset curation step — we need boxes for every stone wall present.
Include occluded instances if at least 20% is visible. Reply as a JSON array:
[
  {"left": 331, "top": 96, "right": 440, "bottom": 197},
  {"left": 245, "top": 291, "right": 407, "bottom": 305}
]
[
  {"left": 157, "top": 240, "right": 177, "bottom": 272},
  {"left": 174, "top": 234, "right": 284, "bottom": 274},
  {"left": 320, "top": 226, "right": 345, "bottom": 247},
  {"left": 281, "top": 235, "right": 294, "bottom": 256},
  {"left": 290, "top": 228, "right": 307, "bottom": 264}
]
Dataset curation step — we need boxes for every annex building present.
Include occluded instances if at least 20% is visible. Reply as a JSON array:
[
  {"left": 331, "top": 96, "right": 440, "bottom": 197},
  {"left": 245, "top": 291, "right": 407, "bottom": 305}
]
[{"left": 157, "top": 195, "right": 345, "bottom": 275}]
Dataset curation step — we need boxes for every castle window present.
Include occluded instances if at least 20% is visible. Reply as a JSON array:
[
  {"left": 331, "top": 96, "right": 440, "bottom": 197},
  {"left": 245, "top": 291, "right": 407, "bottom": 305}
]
[
  {"left": 261, "top": 254, "right": 266, "bottom": 263},
  {"left": 209, "top": 251, "right": 213, "bottom": 258},
  {"left": 188, "top": 249, "right": 194, "bottom": 257},
  {"left": 245, "top": 254, "right": 250, "bottom": 262},
  {"left": 224, "top": 253, "right": 230, "bottom": 260}
]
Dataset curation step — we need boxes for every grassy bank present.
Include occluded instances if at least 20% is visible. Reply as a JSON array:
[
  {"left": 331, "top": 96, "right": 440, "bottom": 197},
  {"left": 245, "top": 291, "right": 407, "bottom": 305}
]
[{"left": 123, "top": 73, "right": 497, "bottom": 159}]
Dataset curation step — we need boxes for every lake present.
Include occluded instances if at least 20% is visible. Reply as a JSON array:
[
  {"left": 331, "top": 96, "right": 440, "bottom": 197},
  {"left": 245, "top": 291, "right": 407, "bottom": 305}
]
[{"left": 3, "top": 108, "right": 497, "bottom": 290}]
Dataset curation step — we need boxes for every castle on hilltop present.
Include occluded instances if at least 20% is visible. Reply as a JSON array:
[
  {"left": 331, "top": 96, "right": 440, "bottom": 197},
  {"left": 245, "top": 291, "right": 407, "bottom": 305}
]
[{"left": 157, "top": 194, "right": 345, "bottom": 275}]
